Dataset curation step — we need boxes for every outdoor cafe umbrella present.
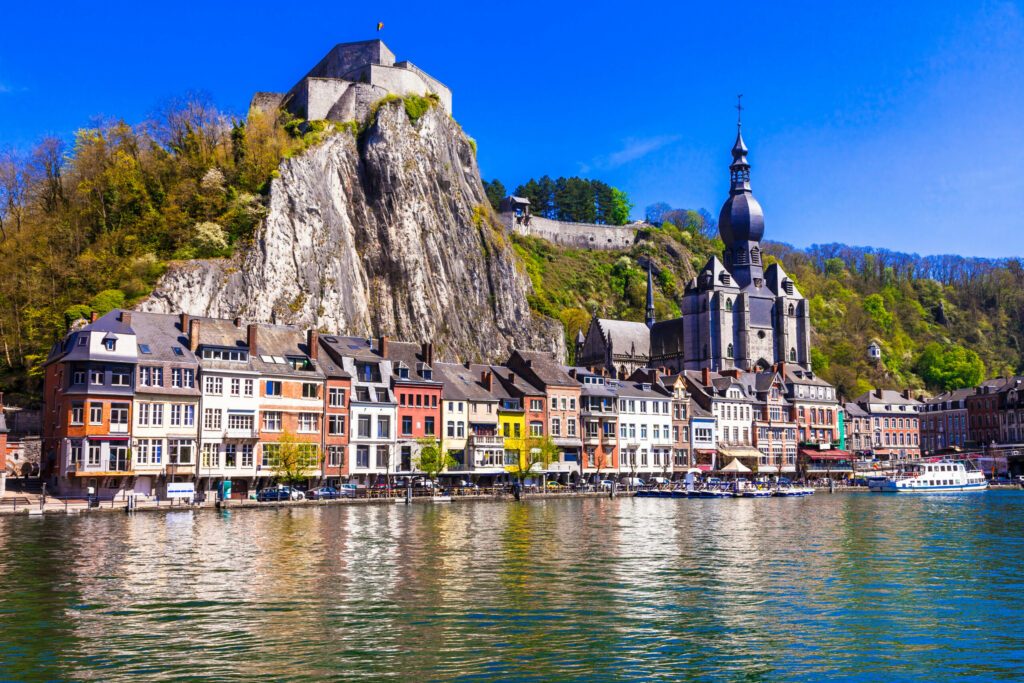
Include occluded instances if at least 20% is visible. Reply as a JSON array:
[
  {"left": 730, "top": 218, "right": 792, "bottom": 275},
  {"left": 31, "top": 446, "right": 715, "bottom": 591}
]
[{"left": 719, "top": 458, "right": 751, "bottom": 475}]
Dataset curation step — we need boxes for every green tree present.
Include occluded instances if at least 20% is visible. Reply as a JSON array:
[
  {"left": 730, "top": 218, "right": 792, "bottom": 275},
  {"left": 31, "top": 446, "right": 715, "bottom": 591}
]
[
  {"left": 607, "top": 187, "right": 633, "bottom": 225},
  {"left": 915, "top": 342, "right": 985, "bottom": 391},
  {"left": 482, "top": 179, "right": 506, "bottom": 212},
  {"left": 415, "top": 438, "right": 457, "bottom": 484},
  {"left": 505, "top": 434, "right": 560, "bottom": 487}
]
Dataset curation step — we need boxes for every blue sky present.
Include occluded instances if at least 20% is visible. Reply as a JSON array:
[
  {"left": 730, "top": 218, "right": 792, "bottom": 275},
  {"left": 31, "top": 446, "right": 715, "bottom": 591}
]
[{"left": 1, "top": 1, "right": 1021, "bottom": 258}]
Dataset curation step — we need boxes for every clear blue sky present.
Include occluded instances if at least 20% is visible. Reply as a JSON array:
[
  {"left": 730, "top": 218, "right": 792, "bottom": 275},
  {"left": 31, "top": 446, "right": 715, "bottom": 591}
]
[{"left": 1, "top": 1, "right": 1021, "bottom": 258}]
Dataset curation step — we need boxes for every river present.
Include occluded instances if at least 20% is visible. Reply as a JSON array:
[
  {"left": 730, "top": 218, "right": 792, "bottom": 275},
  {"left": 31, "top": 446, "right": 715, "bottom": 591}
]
[{"left": 1, "top": 492, "right": 1023, "bottom": 681}]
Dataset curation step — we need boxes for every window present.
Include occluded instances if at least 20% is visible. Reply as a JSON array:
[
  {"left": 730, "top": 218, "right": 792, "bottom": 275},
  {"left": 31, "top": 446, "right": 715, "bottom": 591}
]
[
  {"left": 530, "top": 399, "right": 543, "bottom": 411},
  {"left": 262, "top": 411, "right": 282, "bottom": 432},
  {"left": 402, "top": 416, "right": 413, "bottom": 435},
  {"left": 328, "top": 414, "right": 346, "bottom": 435},
  {"left": 530, "top": 421, "right": 543, "bottom": 437},
  {"left": 111, "top": 367, "right": 132, "bottom": 387},
  {"left": 139, "top": 366, "right": 163, "bottom": 387},
  {"left": 302, "top": 383, "right": 319, "bottom": 399},
  {"left": 90, "top": 369, "right": 104, "bottom": 385},
  {"left": 71, "top": 402, "right": 84, "bottom": 425},
  {"left": 377, "top": 416, "right": 390, "bottom": 439},
  {"left": 328, "top": 445, "right": 344, "bottom": 467},
  {"left": 375, "top": 446, "right": 389, "bottom": 468},
  {"left": 551, "top": 418, "right": 561, "bottom": 436},
  {"left": 137, "top": 402, "right": 150, "bottom": 427},
  {"left": 72, "top": 370, "right": 86, "bottom": 385},
  {"left": 230, "top": 378, "right": 241, "bottom": 396},
  {"left": 89, "top": 403, "right": 103, "bottom": 425},
  {"left": 265, "top": 380, "right": 282, "bottom": 397},
  {"left": 204, "top": 408, "right": 222, "bottom": 430},
  {"left": 262, "top": 444, "right": 279, "bottom": 468},
  {"left": 550, "top": 397, "right": 558, "bottom": 410},
  {"left": 727, "top": 343, "right": 734, "bottom": 358},
  {"left": 204, "top": 376, "right": 223, "bottom": 395},
  {"left": 87, "top": 443, "right": 101, "bottom": 467},
  {"left": 243, "top": 379, "right": 253, "bottom": 397},
  {"left": 170, "top": 404, "right": 195, "bottom": 427},
  {"left": 201, "top": 348, "right": 247, "bottom": 362},
  {"left": 447, "top": 421, "right": 455, "bottom": 437},
  {"left": 357, "top": 415, "right": 371, "bottom": 438},
  {"left": 168, "top": 439, "right": 193, "bottom": 465},
  {"left": 241, "top": 445, "right": 254, "bottom": 468},
  {"left": 567, "top": 418, "right": 577, "bottom": 437},
  {"left": 356, "top": 446, "right": 370, "bottom": 468},
  {"left": 224, "top": 444, "right": 237, "bottom": 468},
  {"left": 202, "top": 443, "right": 219, "bottom": 469},
  {"left": 329, "top": 387, "right": 346, "bottom": 407},
  {"left": 298, "top": 413, "right": 318, "bottom": 433},
  {"left": 425, "top": 416, "right": 435, "bottom": 435},
  {"left": 227, "top": 413, "right": 254, "bottom": 431},
  {"left": 416, "top": 394, "right": 422, "bottom": 407},
  {"left": 725, "top": 298, "right": 733, "bottom": 312},
  {"left": 457, "top": 423, "right": 465, "bottom": 438},
  {"left": 104, "top": 338, "right": 116, "bottom": 351}
]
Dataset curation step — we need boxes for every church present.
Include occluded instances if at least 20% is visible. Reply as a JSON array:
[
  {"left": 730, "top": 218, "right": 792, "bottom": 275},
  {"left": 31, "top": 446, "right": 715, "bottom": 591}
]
[{"left": 577, "top": 117, "right": 812, "bottom": 377}]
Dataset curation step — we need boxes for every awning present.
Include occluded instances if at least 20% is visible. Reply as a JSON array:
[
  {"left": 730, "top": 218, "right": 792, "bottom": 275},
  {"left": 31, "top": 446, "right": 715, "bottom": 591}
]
[
  {"left": 799, "top": 448, "right": 852, "bottom": 461},
  {"left": 719, "top": 446, "right": 763, "bottom": 459}
]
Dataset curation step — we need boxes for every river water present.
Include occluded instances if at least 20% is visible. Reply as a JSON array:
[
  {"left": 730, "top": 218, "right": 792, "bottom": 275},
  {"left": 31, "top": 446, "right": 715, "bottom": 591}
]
[{"left": 1, "top": 492, "right": 1023, "bottom": 682}]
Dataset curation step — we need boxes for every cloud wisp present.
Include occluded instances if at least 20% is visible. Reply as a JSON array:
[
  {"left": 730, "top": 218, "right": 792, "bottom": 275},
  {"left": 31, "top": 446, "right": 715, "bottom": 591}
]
[{"left": 580, "top": 134, "right": 681, "bottom": 173}]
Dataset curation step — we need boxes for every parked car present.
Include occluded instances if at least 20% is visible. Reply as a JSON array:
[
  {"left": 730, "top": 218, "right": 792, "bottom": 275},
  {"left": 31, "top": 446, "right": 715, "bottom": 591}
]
[
  {"left": 339, "top": 484, "right": 358, "bottom": 497},
  {"left": 546, "top": 481, "right": 565, "bottom": 490},
  {"left": 308, "top": 487, "right": 340, "bottom": 500},
  {"left": 257, "top": 487, "right": 292, "bottom": 502},
  {"left": 456, "top": 480, "right": 478, "bottom": 489},
  {"left": 597, "top": 479, "right": 616, "bottom": 490}
]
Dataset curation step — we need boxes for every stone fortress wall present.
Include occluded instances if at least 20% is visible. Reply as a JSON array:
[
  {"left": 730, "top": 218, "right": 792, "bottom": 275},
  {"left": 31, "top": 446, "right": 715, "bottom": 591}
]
[
  {"left": 249, "top": 39, "right": 452, "bottom": 123},
  {"left": 498, "top": 212, "right": 638, "bottom": 250}
]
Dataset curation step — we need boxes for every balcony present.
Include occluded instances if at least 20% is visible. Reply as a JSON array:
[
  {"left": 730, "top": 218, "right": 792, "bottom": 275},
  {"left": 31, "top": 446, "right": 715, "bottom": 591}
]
[
  {"left": 224, "top": 427, "right": 259, "bottom": 439},
  {"left": 110, "top": 423, "right": 129, "bottom": 434},
  {"left": 470, "top": 434, "right": 504, "bottom": 447}
]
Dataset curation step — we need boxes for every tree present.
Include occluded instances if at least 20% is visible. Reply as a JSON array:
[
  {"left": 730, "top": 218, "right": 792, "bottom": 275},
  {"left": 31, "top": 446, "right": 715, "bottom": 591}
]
[
  {"left": 269, "top": 431, "right": 317, "bottom": 487},
  {"left": 645, "top": 202, "right": 671, "bottom": 225},
  {"left": 607, "top": 187, "right": 633, "bottom": 225},
  {"left": 505, "top": 434, "right": 560, "bottom": 488},
  {"left": 415, "top": 438, "right": 457, "bottom": 484},
  {"left": 915, "top": 343, "right": 985, "bottom": 391},
  {"left": 482, "top": 179, "right": 505, "bottom": 212}
]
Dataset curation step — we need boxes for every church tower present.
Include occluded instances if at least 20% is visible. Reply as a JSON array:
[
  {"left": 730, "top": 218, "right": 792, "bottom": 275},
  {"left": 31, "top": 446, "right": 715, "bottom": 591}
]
[
  {"left": 718, "top": 102, "right": 766, "bottom": 290},
  {"left": 645, "top": 262, "right": 656, "bottom": 329}
]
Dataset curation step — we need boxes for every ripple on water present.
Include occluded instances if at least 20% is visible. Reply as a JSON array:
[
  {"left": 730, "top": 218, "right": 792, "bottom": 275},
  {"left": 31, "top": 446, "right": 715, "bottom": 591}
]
[{"left": 1, "top": 494, "right": 1024, "bottom": 680}]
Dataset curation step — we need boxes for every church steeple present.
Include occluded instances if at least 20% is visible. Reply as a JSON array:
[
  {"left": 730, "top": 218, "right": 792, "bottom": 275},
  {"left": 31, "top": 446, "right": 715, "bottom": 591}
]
[
  {"left": 718, "top": 96, "right": 766, "bottom": 289},
  {"left": 645, "top": 261, "right": 655, "bottom": 329}
]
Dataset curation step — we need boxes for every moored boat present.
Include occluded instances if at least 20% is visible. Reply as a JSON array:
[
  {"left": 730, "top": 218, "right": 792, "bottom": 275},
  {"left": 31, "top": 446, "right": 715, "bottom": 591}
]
[{"left": 868, "top": 459, "right": 988, "bottom": 493}]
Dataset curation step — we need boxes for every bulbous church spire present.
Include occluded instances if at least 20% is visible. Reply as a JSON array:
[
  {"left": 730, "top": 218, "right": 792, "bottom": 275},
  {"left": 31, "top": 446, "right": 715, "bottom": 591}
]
[{"left": 718, "top": 96, "right": 766, "bottom": 288}]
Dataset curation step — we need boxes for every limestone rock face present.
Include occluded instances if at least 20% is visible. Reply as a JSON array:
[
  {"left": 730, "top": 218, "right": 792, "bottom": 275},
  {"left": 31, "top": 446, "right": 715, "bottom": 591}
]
[{"left": 140, "top": 102, "right": 563, "bottom": 362}]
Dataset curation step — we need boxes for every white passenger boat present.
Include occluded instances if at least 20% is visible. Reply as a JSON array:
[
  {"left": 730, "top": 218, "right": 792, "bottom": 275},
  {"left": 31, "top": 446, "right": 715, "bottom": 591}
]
[{"left": 868, "top": 460, "right": 988, "bottom": 493}]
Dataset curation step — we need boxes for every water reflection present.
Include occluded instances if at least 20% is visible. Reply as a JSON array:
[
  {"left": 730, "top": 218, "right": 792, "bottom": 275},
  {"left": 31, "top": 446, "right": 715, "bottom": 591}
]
[{"left": 2, "top": 494, "right": 1024, "bottom": 681}]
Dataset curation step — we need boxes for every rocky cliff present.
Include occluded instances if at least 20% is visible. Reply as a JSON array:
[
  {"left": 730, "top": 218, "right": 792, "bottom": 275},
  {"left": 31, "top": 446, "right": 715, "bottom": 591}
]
[{"left": 140, "top": 101, "right": 563, "bottom": 361}]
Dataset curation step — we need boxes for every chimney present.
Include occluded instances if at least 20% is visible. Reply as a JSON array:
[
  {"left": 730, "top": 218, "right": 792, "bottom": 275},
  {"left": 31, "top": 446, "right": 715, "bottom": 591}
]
[
  {"left": 778, "top": 361, "right": 786, "bottom": 377},
  {"left": 875, "top": 388, "right": 884, "bottom": 399},
  {"left": 378, "top": 335, "right": 389, "bottom": 357},
  {"left": 247, "top": 323, "right": 259, "bottom": 356},
  {"left": 307, "top": 329, "right": 319, "bottom": 360},
  {"left": 702, "top": 367, "right": 711, "bottom": 386},
  {"left": 902, "top": 389, "right": 912, "bottom": 400},
  {"left": 234, "top": 316, "right": 242, "bottom": 327},
  {"left": 481, "top": 370, "right": 493, "bottom": 392},
  {"left": 119, "top": 311, "right": 132, "bottom": 326},
  {"left": 464, "top": 360, "right": 472, "bottom": 369},
  {"left": 189, "top": 319, "right": 201, "bottom": 353},
  {"left": 421, "top": 342, "right": 434, "bottom": 366},
  {"left": 179, "top": 312, "right": 189, "bottom": 334},
  {"left": 90, "top": 311, "right": 98, "bottom": 323}
]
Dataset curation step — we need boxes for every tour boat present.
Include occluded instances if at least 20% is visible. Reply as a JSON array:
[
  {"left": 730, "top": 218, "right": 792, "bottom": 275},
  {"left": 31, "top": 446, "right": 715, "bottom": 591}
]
[{"left": 868, "top": 460, "right": 988, "bottom": 493}]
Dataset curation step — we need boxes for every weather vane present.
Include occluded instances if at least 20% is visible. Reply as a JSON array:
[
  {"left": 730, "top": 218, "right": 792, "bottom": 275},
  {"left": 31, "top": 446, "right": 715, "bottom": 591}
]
[{"left": 736, "top": 94, "right": 744, "bottom": 126}]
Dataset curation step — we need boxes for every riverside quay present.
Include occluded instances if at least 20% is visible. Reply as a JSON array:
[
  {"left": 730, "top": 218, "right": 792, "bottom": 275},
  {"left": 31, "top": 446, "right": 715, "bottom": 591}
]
[{"left": 40, "top": 310, "right": 848, "bottom": 500}]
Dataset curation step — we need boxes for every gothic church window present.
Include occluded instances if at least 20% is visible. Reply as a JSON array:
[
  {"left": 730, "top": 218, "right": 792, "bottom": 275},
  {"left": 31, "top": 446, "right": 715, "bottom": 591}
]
[
  {"left": 725, "top": 298, "right": 733, "bottom": 312},
  {"left": 727, "top": 343, "right": 734, "bottom": 358},
  {"left": 788, "top": 303, "right": 795, "bottom": 316},
  {"left": 789, "top": 348, "right": 797, "bottom": 362}
]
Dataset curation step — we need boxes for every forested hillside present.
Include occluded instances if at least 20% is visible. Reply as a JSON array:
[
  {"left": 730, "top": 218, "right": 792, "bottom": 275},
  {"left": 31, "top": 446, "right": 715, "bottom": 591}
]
[{"left": 0, "top": 96, "right": 353, "bottom": 400}]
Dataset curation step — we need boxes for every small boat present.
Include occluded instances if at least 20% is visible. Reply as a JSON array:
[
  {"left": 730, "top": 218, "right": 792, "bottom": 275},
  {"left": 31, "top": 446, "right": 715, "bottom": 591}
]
[{"left": 868, "top": 459, "right": 988, "bottom": 493}]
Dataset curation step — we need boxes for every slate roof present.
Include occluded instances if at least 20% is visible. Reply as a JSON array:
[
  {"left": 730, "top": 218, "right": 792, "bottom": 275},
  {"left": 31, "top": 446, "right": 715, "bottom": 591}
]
[
  {"left": 854, "top": 389, "right": 922, "bottom": 406},
  {"left": 196, "top": 318, "right": 323, "bottom": 379},
  {"left": 510, "top": 350, "right": 578, "bottom": 388},
  {"left": 596, "top": 319, "right": 650, "bottom": 357},
  {"left": 843, "top": 402, "right": 869, "bottom": 418},
  {"left": 433, "top": 362, "right": 497, "bottom": 402},
  {"left": 384, "top": 341, "right": 439, "bottom": 385},
  {"left": 129, "top": 312, "right": 196, "bottom": 363}
]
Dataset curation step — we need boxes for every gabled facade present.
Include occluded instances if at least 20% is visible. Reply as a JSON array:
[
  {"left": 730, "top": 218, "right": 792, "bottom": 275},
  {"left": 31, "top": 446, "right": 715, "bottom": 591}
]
[
  {"left": 384, "top": 341, "right": 442, "bottom": 473},
  {"left": 614, "top": 378, "right": 673, "bottom": 479},
  {"left": 42, "top": 310, "right": 140, "bottom": 495},
  {"left": 569, "top": 367, "right": 619, "bottom": 481},
  {"left": 854, "top": 388, "right": 922, "bottom": 460}
]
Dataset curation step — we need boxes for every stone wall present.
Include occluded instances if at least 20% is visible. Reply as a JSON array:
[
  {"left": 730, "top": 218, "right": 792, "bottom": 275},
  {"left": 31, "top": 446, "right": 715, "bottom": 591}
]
[{"left": 499, "top": 213, "right": 637, "bottom": 250}]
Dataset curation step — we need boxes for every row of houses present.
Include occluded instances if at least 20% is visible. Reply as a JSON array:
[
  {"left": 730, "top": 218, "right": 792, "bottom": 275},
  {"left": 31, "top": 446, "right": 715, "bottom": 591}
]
[{"left": 41, "top": 310, "right": 851, "bottom": 499}]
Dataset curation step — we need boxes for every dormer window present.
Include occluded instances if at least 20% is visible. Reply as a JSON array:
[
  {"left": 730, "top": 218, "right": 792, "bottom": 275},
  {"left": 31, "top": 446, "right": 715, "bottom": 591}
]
[
  {"left": 719, "top": 272, "right": 731, "bottom": 285},
  {"left": 77, "top": 337, "right": 87, "bottom": 347},
  {"left": 422, "top": 369, "right": 432, "bottom": 380},
  {"left": 104, "top": 338, "right": 117, "bottom": 351},
  {"left": 398, "top": 367, "right": 410, "bottom": 379}
]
